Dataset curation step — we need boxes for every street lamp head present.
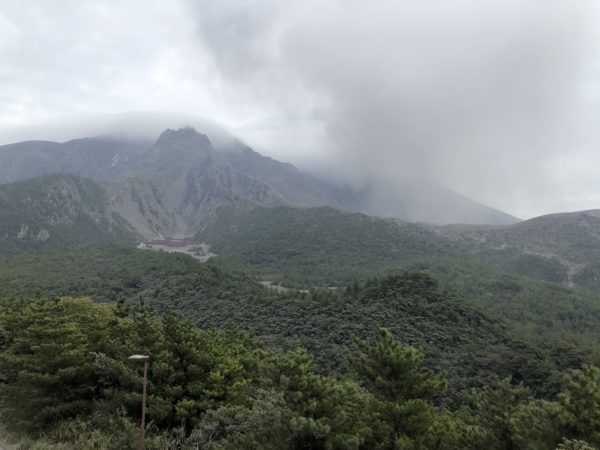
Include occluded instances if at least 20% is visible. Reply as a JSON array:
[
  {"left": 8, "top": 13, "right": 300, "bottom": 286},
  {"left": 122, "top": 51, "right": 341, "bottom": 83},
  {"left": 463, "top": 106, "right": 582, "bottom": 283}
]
[{"left": 128, "top": 354, "right": 150, "bottom": 362}]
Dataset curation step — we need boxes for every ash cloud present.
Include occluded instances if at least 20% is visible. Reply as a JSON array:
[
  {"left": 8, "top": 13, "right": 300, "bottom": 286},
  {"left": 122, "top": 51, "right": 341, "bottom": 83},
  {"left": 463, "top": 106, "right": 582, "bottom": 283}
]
[
  {"left": 1, "top": 1, "right": 599, "bottom": 218},
  {"left": 188, "top": 0, "right": 600, "bottom": 218}
]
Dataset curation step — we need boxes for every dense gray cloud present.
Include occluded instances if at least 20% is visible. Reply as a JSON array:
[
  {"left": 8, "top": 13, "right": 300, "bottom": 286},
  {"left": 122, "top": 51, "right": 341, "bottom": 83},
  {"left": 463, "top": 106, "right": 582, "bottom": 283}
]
[
  {"left": 189, "top": 0, "right": 600, "bottom": 217},
  {"left": 1, "top": 1, "right": 600, "bottom": 218}
]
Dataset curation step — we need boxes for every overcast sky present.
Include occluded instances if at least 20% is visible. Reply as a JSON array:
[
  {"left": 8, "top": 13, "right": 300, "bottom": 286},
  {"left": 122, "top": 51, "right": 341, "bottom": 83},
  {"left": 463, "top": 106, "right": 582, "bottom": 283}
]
[{"left": 1, "top": 0, "right": 600, "bottom": 219}]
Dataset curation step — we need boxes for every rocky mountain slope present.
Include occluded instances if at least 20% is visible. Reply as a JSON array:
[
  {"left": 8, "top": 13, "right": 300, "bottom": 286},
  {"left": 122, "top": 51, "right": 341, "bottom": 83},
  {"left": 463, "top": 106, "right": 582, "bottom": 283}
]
[
  {"left": 0, "top": 127, "right": 517, "bottom": 229},
  {"left": 107, "top": 127, "right": 352, "bottom": 237}
]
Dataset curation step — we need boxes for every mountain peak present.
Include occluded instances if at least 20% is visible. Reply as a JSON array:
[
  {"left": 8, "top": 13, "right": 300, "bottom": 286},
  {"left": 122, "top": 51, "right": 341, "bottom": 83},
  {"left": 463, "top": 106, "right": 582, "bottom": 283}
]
[
  {"left": 156, "top": 127, "right": 211, "bottom": 146},
  {"left": 150, "top": 127, "right": 214, "bottom": 159}
]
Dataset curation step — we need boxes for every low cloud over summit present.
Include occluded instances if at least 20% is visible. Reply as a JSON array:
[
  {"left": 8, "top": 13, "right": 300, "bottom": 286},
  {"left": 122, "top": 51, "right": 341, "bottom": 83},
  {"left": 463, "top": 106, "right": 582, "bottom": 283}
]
[
  {"left": 1, "top": 1, "right": 600, "bottom": 218},
  {"left": 190, "top": 0, "right": 600, "bottom": 218}
]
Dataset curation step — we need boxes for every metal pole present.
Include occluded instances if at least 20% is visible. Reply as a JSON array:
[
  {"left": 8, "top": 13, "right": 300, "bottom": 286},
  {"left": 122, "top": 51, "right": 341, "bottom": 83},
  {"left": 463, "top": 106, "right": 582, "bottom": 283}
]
[
  {"left": 141, "top": 360, "right": 148, "bottom": 450},
  {"left": 128, "top": 354, "right": 150, "bottom": 450}
]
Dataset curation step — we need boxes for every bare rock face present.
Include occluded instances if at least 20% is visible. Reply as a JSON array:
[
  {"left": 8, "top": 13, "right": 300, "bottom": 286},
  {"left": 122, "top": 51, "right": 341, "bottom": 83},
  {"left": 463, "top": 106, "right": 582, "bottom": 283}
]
[
  {"left": 36, "top": 229, "right": 50, "bottom": 241},
  {"left": 17, "top": 224, "right": 28, "bottom": 239},
  {"left": 108, "top": 128, "right": 346, "bottom": 238}
]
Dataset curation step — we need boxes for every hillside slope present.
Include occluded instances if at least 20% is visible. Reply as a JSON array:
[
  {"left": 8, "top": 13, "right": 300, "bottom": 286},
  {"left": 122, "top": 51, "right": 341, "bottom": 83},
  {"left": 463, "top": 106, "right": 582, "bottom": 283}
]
[
  {"left": 195, "top": 206, "right": 564, "bottom": 285},
  {"left": 438, "top": 210, "right": 600, "bottom": 288},
  {"left": 196, "top": 206, "right": 455, "bottom": 283},
  {"left": 0, "top": 174, "right": 138, "bottom": 254},
  {"left": 194, "top": 206, "right": 600, "bottom": 354},
  {"left": 354, "top": 180, "right": 518, "bottom": 225},
  {"left": 108, "top": 128, "right": 355, "bottom": 237},
  {"left": 0, "top": 247, "right": 573, "bottom": 399}
]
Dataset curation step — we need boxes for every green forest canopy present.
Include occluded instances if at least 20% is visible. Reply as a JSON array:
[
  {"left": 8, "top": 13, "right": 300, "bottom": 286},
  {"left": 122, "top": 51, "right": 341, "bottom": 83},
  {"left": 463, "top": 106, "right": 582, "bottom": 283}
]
[{"left": 2, "top": 296, "right": 600, "bottom": 449}]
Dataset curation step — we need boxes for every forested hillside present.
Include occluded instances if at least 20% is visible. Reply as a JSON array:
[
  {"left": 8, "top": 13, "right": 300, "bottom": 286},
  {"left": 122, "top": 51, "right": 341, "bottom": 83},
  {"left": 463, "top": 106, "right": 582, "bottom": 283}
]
[
  {"left": 196, "top": 206, "right": 574, "bottom": 287},
  {"left": 0, "top": 246, "right": 263, "bottom": 302},
  {"left": 2, "top": 231, "right": 600, "bottom": 448},
  {"left": 1, "top": 247, "right": 598, "bottom": 397},
  {"left": 196, "top": 206, "right": 454, "bottom": 284},
  {"left": 440, "top": 210, "right": 600, "bottom": 289},
  {"left": 0, "top": 174, "right": 138, "bottom": 255},
  {"left": 2, "top": 294, "right": 600, "bottom": 449}
]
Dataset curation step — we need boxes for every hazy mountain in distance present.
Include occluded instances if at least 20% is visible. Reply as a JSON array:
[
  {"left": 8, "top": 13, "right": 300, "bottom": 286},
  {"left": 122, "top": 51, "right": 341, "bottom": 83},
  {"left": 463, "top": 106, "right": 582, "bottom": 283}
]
[
  {"left": 0, "top": 137, "right": 148, "bottom": 184},
  {"left": 355, "top": 180, "right": 519, "bottom": 225},
  {"left": 0, "top": 125, "right": 519, "bottom": 230},
  {"left": 57, "top": 138, "right": 150, "bottom": 180},
  {"left": 0, "top": 140, "right": 62, "bottom": 184}
]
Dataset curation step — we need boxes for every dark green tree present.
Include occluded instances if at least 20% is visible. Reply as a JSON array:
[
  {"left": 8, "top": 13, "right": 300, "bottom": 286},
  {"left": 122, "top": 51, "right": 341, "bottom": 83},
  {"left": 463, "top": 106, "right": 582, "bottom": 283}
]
[
  {"left": 353, "top": 328, "right": 448, "bottom": 449},
  {"left": 558, "top": 365, "right": 600, "bottom": 446}
]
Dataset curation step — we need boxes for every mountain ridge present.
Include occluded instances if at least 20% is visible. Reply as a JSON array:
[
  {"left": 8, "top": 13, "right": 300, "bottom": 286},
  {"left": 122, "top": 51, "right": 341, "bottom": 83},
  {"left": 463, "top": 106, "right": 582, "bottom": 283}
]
[
  {"left": 0, "top": 126, "right": 518, "bottom": 229},
  {"left": 438, "top": 209, "right": 600, "bottom": 287},
  {"left": 0, "top": 128, "right": 597, "bottom": 291}
]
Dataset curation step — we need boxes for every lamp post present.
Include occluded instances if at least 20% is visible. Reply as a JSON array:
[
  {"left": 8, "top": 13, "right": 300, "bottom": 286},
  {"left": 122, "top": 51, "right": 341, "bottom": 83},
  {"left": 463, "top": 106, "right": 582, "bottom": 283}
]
[{"left": 128, "top": 354, "right": 150, "bottom": 450}]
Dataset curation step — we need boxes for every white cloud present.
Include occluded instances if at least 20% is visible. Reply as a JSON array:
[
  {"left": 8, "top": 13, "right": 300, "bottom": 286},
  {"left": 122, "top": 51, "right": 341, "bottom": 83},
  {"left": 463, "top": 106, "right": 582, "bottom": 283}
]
[{"left": 1, "top": 0, "right": 600, "bottom": 218}]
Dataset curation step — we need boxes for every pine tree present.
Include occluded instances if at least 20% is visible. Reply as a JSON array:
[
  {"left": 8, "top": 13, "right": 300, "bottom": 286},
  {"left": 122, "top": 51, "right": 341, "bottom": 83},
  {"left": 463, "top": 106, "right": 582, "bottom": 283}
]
[
  {"left": 559, "top": 365, "right": 600, "bottom": 446},
  {"left": 353, "top": 328, "right": 446, "bottom": 449}
]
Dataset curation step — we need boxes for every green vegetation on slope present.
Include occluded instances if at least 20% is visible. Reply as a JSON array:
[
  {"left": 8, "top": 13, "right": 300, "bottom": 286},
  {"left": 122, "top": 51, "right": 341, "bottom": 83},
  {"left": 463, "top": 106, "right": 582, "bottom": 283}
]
[
  {"left": 195, "top": 207, "right": 600, "bottom": 352},
  {"left": 0, "top": 246, "right": 265, "bottom": 302},
  {"left": 0, "top": 247, "right": 595, "bottom": 401},
  {"left": 196, "top": 206, "right": 573, "bottom": 287},
  {"left": 196, "top": 206, "right": 456, "bottom": 285},
  {"left": 439, "top": 210, "right": 600, "bottom": 288},
  {"left": 2, "top": 205, "right": 600, "bottom": 448},
  {"left": 0, "top": 174, "right": 138, "bottom": 255}
]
